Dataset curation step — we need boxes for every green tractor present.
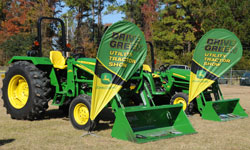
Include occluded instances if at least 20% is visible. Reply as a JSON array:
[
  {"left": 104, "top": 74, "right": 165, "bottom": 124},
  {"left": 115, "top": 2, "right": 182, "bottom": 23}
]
[
  {"left": 2, "top": 17, "right": 96, "bottom": 129},
  {"left": 1, "top": 17, "right": 196, "bottom": 143},
  {"left": 142, "top": 40, "right": 247, "bottom": 121},
  {"left": 142, "top": 42, "right": 193, "bottom": 114}
]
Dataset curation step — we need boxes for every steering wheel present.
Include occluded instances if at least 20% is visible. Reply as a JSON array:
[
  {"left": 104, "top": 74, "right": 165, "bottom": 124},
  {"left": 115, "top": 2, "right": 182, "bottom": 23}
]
[{"left": 159, "top": 63, "right": 170, "bottom": 72}]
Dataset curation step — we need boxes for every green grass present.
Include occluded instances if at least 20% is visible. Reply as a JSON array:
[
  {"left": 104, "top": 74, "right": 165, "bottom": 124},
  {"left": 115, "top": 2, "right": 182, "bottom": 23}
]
[{"left": 1, "top": 84, "right": 250, "bottom": 150}]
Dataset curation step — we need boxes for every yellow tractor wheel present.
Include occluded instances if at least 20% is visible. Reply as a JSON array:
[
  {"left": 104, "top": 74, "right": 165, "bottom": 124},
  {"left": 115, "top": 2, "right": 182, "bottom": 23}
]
[
  {"left": 8, "top": 75, "right": 29, "bottom": 109},
  {"left": 2, "top": 61, "right": 51, "bottom": 120},
  {"left": 69, "top": 95, "right": 96, "bottom": 131},
  {"left": 74, "top": 103, "right": 90, "bottom": 125},
  {"left": 170, "top": 93, "right": 189, "bottom": 115}
]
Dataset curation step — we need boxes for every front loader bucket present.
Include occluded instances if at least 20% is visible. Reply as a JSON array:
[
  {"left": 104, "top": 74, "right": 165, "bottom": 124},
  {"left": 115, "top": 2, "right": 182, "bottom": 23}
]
[
  {"left": 111, "top": 104, "right": 196, "bottom": 143},
  {"left": 201, "top": 98, "right": 248, "bottom": 121}
]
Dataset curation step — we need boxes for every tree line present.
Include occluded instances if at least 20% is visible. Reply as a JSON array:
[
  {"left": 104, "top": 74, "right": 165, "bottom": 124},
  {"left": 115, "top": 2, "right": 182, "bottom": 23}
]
[{"left": 0, "top": 0, "right": 249, "bottom": 69}]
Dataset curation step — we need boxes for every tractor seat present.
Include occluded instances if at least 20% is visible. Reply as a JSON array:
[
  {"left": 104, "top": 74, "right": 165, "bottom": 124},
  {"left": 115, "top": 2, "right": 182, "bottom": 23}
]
[
  {"left": 50, "top": 51, "right": 67, "bottom": 69},
  {"left": 143, "top": 64, "right": 152, "bottom": 72},
  {"left": 143, "top": 64, "right": 160, "bottom": 78}
]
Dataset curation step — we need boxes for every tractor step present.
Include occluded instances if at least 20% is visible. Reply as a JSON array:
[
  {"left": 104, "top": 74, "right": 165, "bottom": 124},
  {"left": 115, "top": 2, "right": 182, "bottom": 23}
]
[{"left": 52, "top": 93, "right": 66, "bottom": 106}]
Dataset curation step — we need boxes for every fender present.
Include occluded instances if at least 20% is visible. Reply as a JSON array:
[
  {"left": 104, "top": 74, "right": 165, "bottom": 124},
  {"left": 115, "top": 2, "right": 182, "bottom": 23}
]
[{"left": 9, "top": 56, "right": 53, "bottom": 65}]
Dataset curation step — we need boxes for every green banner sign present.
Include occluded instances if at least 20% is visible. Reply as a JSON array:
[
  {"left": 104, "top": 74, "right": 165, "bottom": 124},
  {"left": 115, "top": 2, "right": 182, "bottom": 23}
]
[
  {"left": 189, "top": 29, "right": 243, "bottom": 103},
  {"left": 90, "top": 21, "right": 147, "bottom": 120}
]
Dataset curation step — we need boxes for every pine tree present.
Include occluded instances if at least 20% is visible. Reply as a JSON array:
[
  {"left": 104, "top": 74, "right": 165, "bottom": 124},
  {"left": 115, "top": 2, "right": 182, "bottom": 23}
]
[{"left": 152, "top": 0, "right": 196, "bottom": 65}]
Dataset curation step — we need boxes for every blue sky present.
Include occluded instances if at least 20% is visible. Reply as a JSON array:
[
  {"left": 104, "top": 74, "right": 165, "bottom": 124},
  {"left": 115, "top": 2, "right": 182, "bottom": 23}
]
[
  {"left": 102, "top": 12, "right": 125, "bottom": 24},
  {"left": 102, "top": 0, "right": 125, "bottom": 24},
  {"left": 60, "top": 1, "right": 125, "bottom": 24}
]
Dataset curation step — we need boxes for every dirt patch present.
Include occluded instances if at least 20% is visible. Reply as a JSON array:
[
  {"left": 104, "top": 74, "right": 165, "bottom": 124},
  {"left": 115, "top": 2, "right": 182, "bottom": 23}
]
[{"left": 0, "top": 83, "right": 250, "bottom": 150}]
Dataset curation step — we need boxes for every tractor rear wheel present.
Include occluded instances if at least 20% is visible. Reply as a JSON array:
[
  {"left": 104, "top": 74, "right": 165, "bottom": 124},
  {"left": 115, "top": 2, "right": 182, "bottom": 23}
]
[
  {"left": 170, "top": 93, "right": 190, "bottom": 115},
  {"left": 69, "top": 95, "right": 96, "bottom": 131},
  {"left": 2, "top": 61, "right": 51, "bottom": 120}
]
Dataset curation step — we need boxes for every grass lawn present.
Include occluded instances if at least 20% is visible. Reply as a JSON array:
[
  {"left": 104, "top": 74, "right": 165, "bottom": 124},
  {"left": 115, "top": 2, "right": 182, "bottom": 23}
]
[{"left": 1, "top": 83, "right": 250, "bottom": 150}]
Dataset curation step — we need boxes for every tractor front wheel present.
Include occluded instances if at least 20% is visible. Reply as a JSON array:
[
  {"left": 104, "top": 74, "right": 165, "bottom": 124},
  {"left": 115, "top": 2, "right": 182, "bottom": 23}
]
[
  {"left": 170, "top": 93, "right": 190, "bottom": 115},
  {"left": 69, "top": 95, "right": 96, "bottom": 131}
]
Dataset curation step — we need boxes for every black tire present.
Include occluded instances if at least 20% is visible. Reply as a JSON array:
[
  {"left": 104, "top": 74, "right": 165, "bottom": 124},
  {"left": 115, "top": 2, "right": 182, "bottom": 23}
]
[
  {"left": 69, "top": 95, "right": 95, "bottom": 131},
  {"left": 2, "top": 61, "right": 51, "bottom": 120},
  {"left": 170, "top": 92, "right": 190, "bottom": 115}
]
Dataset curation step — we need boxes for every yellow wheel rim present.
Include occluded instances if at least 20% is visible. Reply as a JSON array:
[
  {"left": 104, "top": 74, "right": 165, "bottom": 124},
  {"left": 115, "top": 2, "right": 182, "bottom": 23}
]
[
  {"left": 8, "top": 75, "right": 29, "bottom": 109},
  {"left": 74, "top": 103, "right": 89, "bottom": 125},
  {"left": 173, "top": 97, "right": 187, "bottom": 111}
]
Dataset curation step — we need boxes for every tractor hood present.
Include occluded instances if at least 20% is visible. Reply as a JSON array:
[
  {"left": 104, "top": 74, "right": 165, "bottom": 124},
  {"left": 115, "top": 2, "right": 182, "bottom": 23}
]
[
  {"left": 169, "top": 68, "right": 190, "bottom": 81},
  {"left": 75, "top": 58, "right": 96, "bottom": 75},
  {"left": 77, "top": 57, "right": 96, "bottom": 64}
]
